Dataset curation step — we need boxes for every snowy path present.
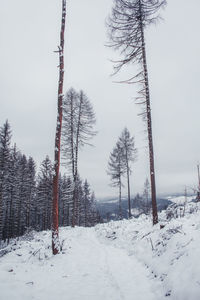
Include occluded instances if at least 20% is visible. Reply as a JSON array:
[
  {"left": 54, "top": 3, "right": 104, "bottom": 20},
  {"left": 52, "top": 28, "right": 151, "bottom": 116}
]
[
  {"left": 0, "top": 227, "right": 160, "bottom": 300},
  {"left": 61, "top": 227, "right": 159, "bottom": 300}
]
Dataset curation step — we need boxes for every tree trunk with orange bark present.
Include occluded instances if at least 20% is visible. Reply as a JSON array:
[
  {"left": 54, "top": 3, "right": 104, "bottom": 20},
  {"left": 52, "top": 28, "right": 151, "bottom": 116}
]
[{"left": 52, "top": 0, "right": 66, "bottom": 255}]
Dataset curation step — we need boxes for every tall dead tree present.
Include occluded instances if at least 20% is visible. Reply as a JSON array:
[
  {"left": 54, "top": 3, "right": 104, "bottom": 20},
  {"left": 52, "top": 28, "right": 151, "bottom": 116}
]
[
  {"left": 107, "top": 0, "right": 166, "bottom": 225},
  {"left": 62, "top": 88, "right": 96, "bottom": 226},
  {"left": 119, "top": 128, "right": 137, "bottom": 218},
  {"left": 107, "top": 142, "right": 125, "bottom": 219},
  {"left": 52, "top": 0, "right": 66, "bottom": 255}
]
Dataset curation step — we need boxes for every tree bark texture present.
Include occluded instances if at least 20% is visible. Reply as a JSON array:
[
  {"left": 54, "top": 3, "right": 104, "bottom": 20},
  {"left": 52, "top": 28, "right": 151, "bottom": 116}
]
[
  {"left": 140, "top": 17, "right": 158, "bottom": 225},
  {"left": 52, "top": 0, "right": 66, "bottom": 255}
]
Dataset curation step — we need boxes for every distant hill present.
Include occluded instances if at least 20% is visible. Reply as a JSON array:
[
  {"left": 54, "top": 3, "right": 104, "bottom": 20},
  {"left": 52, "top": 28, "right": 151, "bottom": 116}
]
[{"left": 96, "top": 196, "right": 173, "bottom": 221}]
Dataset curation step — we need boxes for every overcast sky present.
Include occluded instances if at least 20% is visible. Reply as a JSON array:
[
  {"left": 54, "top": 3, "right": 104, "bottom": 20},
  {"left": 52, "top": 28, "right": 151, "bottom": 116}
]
[{"left": 0, "top": 0, "right": 200, "bottom": 199}]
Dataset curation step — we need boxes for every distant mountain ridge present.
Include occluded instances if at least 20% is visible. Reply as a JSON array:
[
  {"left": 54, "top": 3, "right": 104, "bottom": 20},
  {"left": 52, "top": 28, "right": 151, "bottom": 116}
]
[{"left": 96, "top": 196, "right": 173, "bottom": 221}]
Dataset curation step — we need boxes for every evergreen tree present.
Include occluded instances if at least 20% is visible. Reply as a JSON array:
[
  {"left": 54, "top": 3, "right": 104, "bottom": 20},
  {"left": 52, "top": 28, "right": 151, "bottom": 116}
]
[
  {"left": 16, "top": 154, "right": 29, "bottom": 236},
  {"left": 82, "top": 180, "right": 90, "bottom": 227},
  {"left": 0, "top": 120, "right": 12, "bottom": 242},
  {"left": 36, "top": 156, "right": 53, "bottom": 231},
  {"left": 88, "top": 191, "right": 99, "bottom": 227},
  {"left": 26, "top": 157, "right": 36, "bottom": 229},
  {"left": 7, "top": 144, "right": 20, "bottom": 240},
  {"left": 107, "top": 142, "right": 125, "bottom": 219},
  {"left": 52, "top": 0, "right": 66, "bottom": 255},
  {"left": 119, "top": 128, "right": 137, "bottom": 218},
  {"left": 58, "top": 174, "right": 72, "bottom": 227},
  {"left": 62, "top": 88, "right": 96, "bottom": 226}
]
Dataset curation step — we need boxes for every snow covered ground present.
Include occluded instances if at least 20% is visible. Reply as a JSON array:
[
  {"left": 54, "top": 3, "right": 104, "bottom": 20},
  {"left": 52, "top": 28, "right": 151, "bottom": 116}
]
[{"left": 0, "top": 199, "right": 200, "bottom": 300}]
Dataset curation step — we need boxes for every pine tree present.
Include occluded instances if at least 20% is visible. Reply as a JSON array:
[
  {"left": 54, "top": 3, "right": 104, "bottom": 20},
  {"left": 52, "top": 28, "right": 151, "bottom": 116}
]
[
  {"left": 62, "top": 88, "right": 96, "bottom": 226},
  {"left": 26, "top": 157, "right": 36, "bottom": 229},
  {"left": 16, "top": 154, "right": 29, "bottom": 236},
  {"left": 58, "top": 174, "right": 72, "bottom": 227},
  {"left": 82, "top": 180, "right": 90, "bottom": 227},
  {"left": 37, "top": 156, "right": 53, "bottom": 231},
  {"left": 7, "top": 144, "right": 20, "bottom": 240},
  {"left": 107, "top": 142, "right": 125, "bottom": 219},
  {"left": 52, "top": 0, "right": 66, "bottom": 255},
  {"left": 76, "top": 176, "right": 83, "bottom": 227},
  {"left": 88, "top": 191, "right": 99, "bottom": 227},
  {"left": 107, "top": 0, "right": 166, "bottom": 225},
  {"left": 119, "top": 128, "right": 137, "bottom": 218},
  {"left": 0, "top": 120, "right": 12, "bottom": 242}
]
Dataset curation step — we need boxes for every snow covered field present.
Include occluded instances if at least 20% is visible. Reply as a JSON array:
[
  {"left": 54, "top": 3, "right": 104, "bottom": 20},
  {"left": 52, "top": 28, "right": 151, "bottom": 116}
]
[{"left": 0, "top": 198, "right": 200, "bottom": 300}]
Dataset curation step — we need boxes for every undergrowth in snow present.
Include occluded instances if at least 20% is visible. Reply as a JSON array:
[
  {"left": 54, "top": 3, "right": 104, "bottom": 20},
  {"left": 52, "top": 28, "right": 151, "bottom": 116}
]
[
  {"left": 96, "top": 200, "right": 200, "bottom": 300},
  {"left": 0, "top": 198, "right": 200, "bottom": 300}
]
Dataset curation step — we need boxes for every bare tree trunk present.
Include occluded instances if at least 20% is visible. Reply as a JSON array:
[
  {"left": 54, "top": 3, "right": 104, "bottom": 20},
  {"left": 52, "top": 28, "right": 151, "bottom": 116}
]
[
  {"left": 72, "top": 93, "right": 83, "bottom": 227},
  {"left": 140, "top": 15, "right": 158, "bottom": 225},
  {"left": 119, "top": 179, "right": 122, "bottom": 220},
  {"left": 126, "top": 158, "right": 131, "bottom": 218},
  {"left": 52, "top": 0, "right": 66, "bottom": 255},
  {"left": 70, "top": 97, "right": 75, "bottom": 178}
]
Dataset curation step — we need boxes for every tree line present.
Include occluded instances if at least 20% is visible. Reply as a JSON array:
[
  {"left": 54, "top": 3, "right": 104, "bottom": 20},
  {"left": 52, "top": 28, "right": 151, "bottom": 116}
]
[
  {"left": 1, "top": 0, "right": 168, "bottom": 254},
  {"left": 0, "top": 117, "right": 100, "bottom": 244}
]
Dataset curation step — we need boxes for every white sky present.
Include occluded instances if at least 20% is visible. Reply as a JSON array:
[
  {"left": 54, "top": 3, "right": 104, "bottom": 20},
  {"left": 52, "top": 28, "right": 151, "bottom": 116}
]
[{"left": 0, "top": 0, "right": 200, "bottom": 198}]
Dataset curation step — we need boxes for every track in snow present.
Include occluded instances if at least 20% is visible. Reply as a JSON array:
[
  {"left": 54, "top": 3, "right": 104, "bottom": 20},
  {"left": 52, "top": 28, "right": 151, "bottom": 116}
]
[{"left": 0, "top": 227, "right": 160, "bottom": 300}]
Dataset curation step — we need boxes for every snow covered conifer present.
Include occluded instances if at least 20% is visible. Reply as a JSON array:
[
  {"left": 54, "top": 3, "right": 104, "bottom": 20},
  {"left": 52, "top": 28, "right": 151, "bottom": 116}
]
[
  {"left": 82, "top": 179, "right": 91, "bottom": 227},
  {"left": 0, "top": 120, "right": 12, "bottom": 242},
  {"left": 36, "top": 156, "right": 53, "bottom": 231},
  {"left": 58, "top": 174, "right": 73, "bottom": 227},
  {"left": 25, "top": 157, "right": 36, "bottom": 229}
]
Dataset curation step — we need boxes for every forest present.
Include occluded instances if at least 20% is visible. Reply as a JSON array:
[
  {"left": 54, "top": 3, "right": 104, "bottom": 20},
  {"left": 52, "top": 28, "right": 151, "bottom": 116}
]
[{"left": 0, "top": 0, "right": 200, "bottom": 299}]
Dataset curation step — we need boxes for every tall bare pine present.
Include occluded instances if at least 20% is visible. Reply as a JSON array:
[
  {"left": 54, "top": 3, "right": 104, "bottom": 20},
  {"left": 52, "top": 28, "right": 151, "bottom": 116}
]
[
  {"left": 62, "top": 88, "right": 96, "bottom": 226},
  {"left": 52, "top": 0, "right": 66, "bottom": 254},
  {"left": 119, "top": 128, "right": 137, "bottom": 218},
  {"left": 107, "top": 0, "right": 166, "bottom": 225}
]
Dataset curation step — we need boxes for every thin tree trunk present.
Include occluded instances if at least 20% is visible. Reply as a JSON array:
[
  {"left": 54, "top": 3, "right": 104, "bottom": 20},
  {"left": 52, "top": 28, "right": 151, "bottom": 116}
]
[
  {"left": 140, "top": 8, "right": 158, "bottom": 225},
  {"left": 126, "top": 158, "right": 131, "bottom": 218},
  {"left": 52, "top": 0, "right": 66, "bottom": 255},
  {"left": 72, "top": 92, "right": 83, "bottom": 227},
  {"left": 70, "top": 96, "right": 75, "bottom": 178},
  {"left": 74, "top": 93, "right": 83, "bottom": 179},
  {"left": 119, "top": 177, "right": 122, "bottom": 220}
]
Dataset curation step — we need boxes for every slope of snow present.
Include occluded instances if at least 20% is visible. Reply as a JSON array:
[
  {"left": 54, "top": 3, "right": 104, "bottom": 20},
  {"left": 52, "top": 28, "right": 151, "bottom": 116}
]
[
  {"left": 0, "top": 227, "right": 159, "bottom": 300},
  {"left": 0, "top": 202, "right": 200, "bottom": 300},
  {"left": 96, "top": 203, "right": 200, "bottom": 300},
  {"left": 167, "top": 195, "right": 195, "bottom": 205}
]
